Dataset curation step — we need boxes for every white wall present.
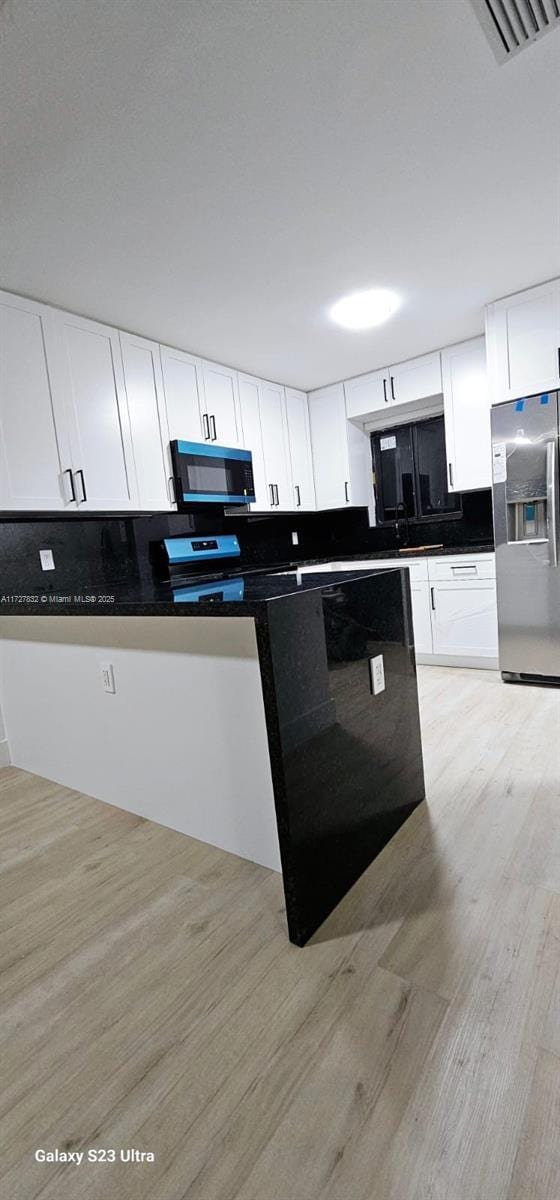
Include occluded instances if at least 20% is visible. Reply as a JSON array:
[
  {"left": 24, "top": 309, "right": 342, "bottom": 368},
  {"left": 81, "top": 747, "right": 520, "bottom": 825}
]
[
  {"left": 0, "top": 680, "right": 10, "bottom": 766},
  {"left": 0, "top": 709, "right": 8, "bottom": 766},
  {"left": 0, "top": 615, "right": 281, "bottom": 870}
]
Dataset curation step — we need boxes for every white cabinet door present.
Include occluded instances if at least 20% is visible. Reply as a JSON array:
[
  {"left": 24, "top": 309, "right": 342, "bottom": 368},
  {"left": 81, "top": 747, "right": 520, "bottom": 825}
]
[
  {"left": 285, "top": 388, "right": 316, "bottom": 510},
  {"left": 308, "top": 384, "right": 351, "bottom": 509},
  {"left": 237, "top": 374, "right": 269, "bottom": 510},
  {"left": 0, "top": 293, "right": 72, "bottom": 510},
  {"left": 47, "top": 311, "right": 137, "bottom": 510},
  {"left": 120, "top": 332, "right": 172, "bottom": 510},
  {"left": 159, "top": 345, "right": 205, "bottom": 443},
  {"left": 259, "top": 382, "right": 292, "bottom": 510},
  {"left": 410, "top": 581, "right": 433, "bottom": 655},
  {"left": 431, "top": 579, "right": 498, "bottom": 659},
  {"left": 486, "top": 280, "right": 560, "bottom": 403},
  {"left": 200, "top": 361, "right": 240, "bottom": 447},
  {"left": 344, "top": 369, "right": 388, "bottom": 418},
  {"left": 388, "top": 351, "right": 442, "bottom": 407},
  {"left": 442, "top": 337, "right": 490, "bottom": 492}
]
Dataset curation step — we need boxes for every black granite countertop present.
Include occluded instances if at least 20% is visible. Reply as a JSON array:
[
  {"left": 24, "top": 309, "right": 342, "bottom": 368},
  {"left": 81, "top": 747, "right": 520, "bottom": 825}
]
[
  {"left": 0, "top": 543, "right": 495, "bottom": 617},
  {"left": 309, "top": 542, "right": 495, "bottom": 563},
  {"left": 0, "top": 566, "right": 403, "bottom": 617}
]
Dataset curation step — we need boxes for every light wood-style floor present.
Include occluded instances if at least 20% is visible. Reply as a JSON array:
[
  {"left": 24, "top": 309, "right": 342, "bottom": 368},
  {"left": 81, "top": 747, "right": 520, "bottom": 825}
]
[{"left": 2, "top": 665, "right": 560, "bottom": 1200}]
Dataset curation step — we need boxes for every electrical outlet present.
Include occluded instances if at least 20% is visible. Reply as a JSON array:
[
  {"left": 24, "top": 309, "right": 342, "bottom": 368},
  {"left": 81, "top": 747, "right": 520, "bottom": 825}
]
[
  {"left": 291, "top": 531, "right": 299, "bottom": 546},
  {"left": 100, "top": 662, "right": 116, "bottom": 694},
  {"left": 40, "top": 549, "right": 55, "bottom": 571},
  {"left": 369, "top": 654, "right": 385, "bottom": 696}
]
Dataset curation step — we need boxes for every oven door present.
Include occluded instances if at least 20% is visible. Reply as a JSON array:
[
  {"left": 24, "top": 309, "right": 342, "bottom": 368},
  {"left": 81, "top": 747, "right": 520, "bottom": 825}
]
[{"left": 171, "top": 440, "right": 255, "bottom": 504}]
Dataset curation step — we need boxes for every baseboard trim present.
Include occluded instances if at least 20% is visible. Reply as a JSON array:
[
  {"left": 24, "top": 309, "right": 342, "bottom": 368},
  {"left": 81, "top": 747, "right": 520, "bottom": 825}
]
[
  {"left": 416, "top": 653, "right": 499, "bottom": 671},
  {"left": 0, "top": 739, "right": 11, "bottom": 767}
]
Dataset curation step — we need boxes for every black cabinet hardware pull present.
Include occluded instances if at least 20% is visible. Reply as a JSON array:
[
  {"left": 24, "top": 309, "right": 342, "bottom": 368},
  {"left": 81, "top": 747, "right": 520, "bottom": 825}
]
[
  {"left": 390, "top": 376, "right": 396, "bottom": 401},
  {"left": 269, "top": 483, "right": 275, "bottom": 506},
  {"left": 448, "top": 462, "right": 454, "bottom": 488},
  {"left": 202, "top": 413, "right": 210, "bottom": 440},
  {"left": 344, "top": 481, "right": 350, "bottom": 502},
  {"left": 210, "top": 414, "right": 217, "bottom": 441},
  {"left": 383, "top": 377, "right": 387, "bottom": 403},
  {"left": 63, "top": 468, "right": 76, "bottom": 503},
  {"left": 295, "top": 484, "right": 301, "bottom": 507},
  {"left": 431, "top": 586, "right": 436, "bottom": 610},
  {"left": 76, "top": 469, "right": 87, "bottom": 502}
]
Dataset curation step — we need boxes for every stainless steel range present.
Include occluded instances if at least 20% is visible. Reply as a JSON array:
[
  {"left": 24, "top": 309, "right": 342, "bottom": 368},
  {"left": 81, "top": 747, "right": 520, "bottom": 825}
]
[{"left": 491, "top": 390, "right": 560, "bottom": 684}]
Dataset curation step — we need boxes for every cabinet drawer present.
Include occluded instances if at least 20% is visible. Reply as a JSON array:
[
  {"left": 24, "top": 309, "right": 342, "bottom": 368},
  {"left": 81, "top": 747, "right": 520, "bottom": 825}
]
[{"left": 428, "top": 555, "right": 495, "bottom": 582}]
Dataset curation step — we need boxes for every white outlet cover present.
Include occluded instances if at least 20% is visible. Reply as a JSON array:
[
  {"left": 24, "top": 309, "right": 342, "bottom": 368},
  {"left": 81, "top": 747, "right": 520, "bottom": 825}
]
[
  {"left": 100, "top": 662, "right": 116, "bottom": 694},
  {"left": 291, "top": 531, "right": 299, "bottom": 545},
  {"left": 40, "top": 549, "right": 55, "bottom": 571},
  {"left": 369, "top": 654, "right": 385, "bottom": 695}
]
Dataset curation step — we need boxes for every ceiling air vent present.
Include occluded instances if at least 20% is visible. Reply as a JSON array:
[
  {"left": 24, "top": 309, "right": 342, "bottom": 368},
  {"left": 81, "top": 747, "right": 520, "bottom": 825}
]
[{"left": 470, "top": 0, "right": 560, "bottom": 63}]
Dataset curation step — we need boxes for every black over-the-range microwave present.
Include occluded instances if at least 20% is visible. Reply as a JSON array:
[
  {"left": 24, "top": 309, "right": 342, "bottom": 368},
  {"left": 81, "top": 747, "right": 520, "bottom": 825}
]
[{"left": 170, "top": 440, "right": 256, "bottom": 507}]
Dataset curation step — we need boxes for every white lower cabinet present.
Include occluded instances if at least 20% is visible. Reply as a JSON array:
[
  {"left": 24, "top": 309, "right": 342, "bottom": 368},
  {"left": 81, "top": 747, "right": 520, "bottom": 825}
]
[
  {"left": 430, "top": 579, "right": 498, "bottom": 661},
  {"left": 329, "top": 553, "right": 497, "bottom": 668},
  {"left": 409, "top": 582, "right": 434, "bottom": 655}
]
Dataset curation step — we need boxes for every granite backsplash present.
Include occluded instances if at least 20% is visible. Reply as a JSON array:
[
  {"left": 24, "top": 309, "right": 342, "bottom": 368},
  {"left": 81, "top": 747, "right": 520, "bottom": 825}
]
[{"left": 0, "top": 490, "right": 493, "bottom": 593}]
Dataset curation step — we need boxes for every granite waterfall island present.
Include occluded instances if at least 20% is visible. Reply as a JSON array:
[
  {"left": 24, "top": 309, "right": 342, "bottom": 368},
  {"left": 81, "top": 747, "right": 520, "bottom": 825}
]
[{"left": 0, "top": 568, "right": 425, "bottom": 944}]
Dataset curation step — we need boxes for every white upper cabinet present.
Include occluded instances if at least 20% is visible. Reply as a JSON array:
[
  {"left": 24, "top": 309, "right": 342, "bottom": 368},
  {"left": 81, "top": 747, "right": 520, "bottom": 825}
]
[
  {"left": 200, "top": 361, "right": 241, "bottom": 447},
  {"left": 308, "top": 384, "right": 350, "bottom": 509},
  {"left": 442, "top": 337, "right": 490, "bottom": 492},
  {"left": 159, "top": 345, "right": 205, "bottom": 443},
  {"left": 238, "top": 375, "right": 293, "bottom": 510},
  {"left": 259, "top": 381, "right": 292, "bottom": 510},
  {"left": 486, "top": 279, "right": 560, "bottom": 403},
  {"left": 46, "top": 310, "right": 138, "bottom": 511},
  {"left": 284, "top": 388, "right": 315, "bottom": 510},
  {"left": 237, "top": 375, "right": 269, "bottom": 509},
  {"left": 0, "top": 292, "right": 70, "bottom": 510},
  {"left": 387, "top": 351, "right": 442, "bottom": 407},
  {"left": 343, "top": 352, "right": 442, "bottom": 420},
  {"left": 120, "top": 332, "right": 172, "bottom": 510},
  {"left": 345, "top": 369, "right": 388, "bottom": 418},
  {"left": 308, "top": 383, "right": 373, "bottom": 515}
]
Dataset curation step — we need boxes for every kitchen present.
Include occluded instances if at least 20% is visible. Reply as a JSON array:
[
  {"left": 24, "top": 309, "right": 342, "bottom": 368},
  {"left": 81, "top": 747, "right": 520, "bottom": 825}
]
[{"left": 1, "top": 2, "right": 560, "bottom": 1199}]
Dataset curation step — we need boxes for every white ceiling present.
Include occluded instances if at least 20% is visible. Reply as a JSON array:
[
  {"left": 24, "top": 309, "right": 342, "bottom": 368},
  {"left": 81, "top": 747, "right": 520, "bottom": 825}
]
[{"left": 1, "top": 0, "right": 559, "bottom": 391}]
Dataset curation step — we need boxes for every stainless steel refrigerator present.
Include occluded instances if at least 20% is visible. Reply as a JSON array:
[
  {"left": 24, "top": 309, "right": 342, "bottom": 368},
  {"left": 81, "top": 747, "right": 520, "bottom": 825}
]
[{"left": 491, "top": 391, "right": 560, "bottom": 683}]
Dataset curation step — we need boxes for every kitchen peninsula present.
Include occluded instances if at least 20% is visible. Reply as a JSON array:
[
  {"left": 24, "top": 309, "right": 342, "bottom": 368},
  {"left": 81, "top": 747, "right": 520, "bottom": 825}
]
[{"left": 0, "top": 565, "right": 425, "bottom": 944}]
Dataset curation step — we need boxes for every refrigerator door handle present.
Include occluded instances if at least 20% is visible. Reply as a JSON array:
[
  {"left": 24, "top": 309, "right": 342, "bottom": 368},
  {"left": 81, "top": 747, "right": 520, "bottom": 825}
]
[{"left": 546, "top": 440, "right": 559, "bottom": 568}]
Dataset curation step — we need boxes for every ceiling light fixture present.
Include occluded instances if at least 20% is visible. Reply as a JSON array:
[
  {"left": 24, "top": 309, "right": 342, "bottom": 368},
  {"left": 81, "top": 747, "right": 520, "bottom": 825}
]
[{"left": 329, "top": 288, "right": 400, "bottom": 331}]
